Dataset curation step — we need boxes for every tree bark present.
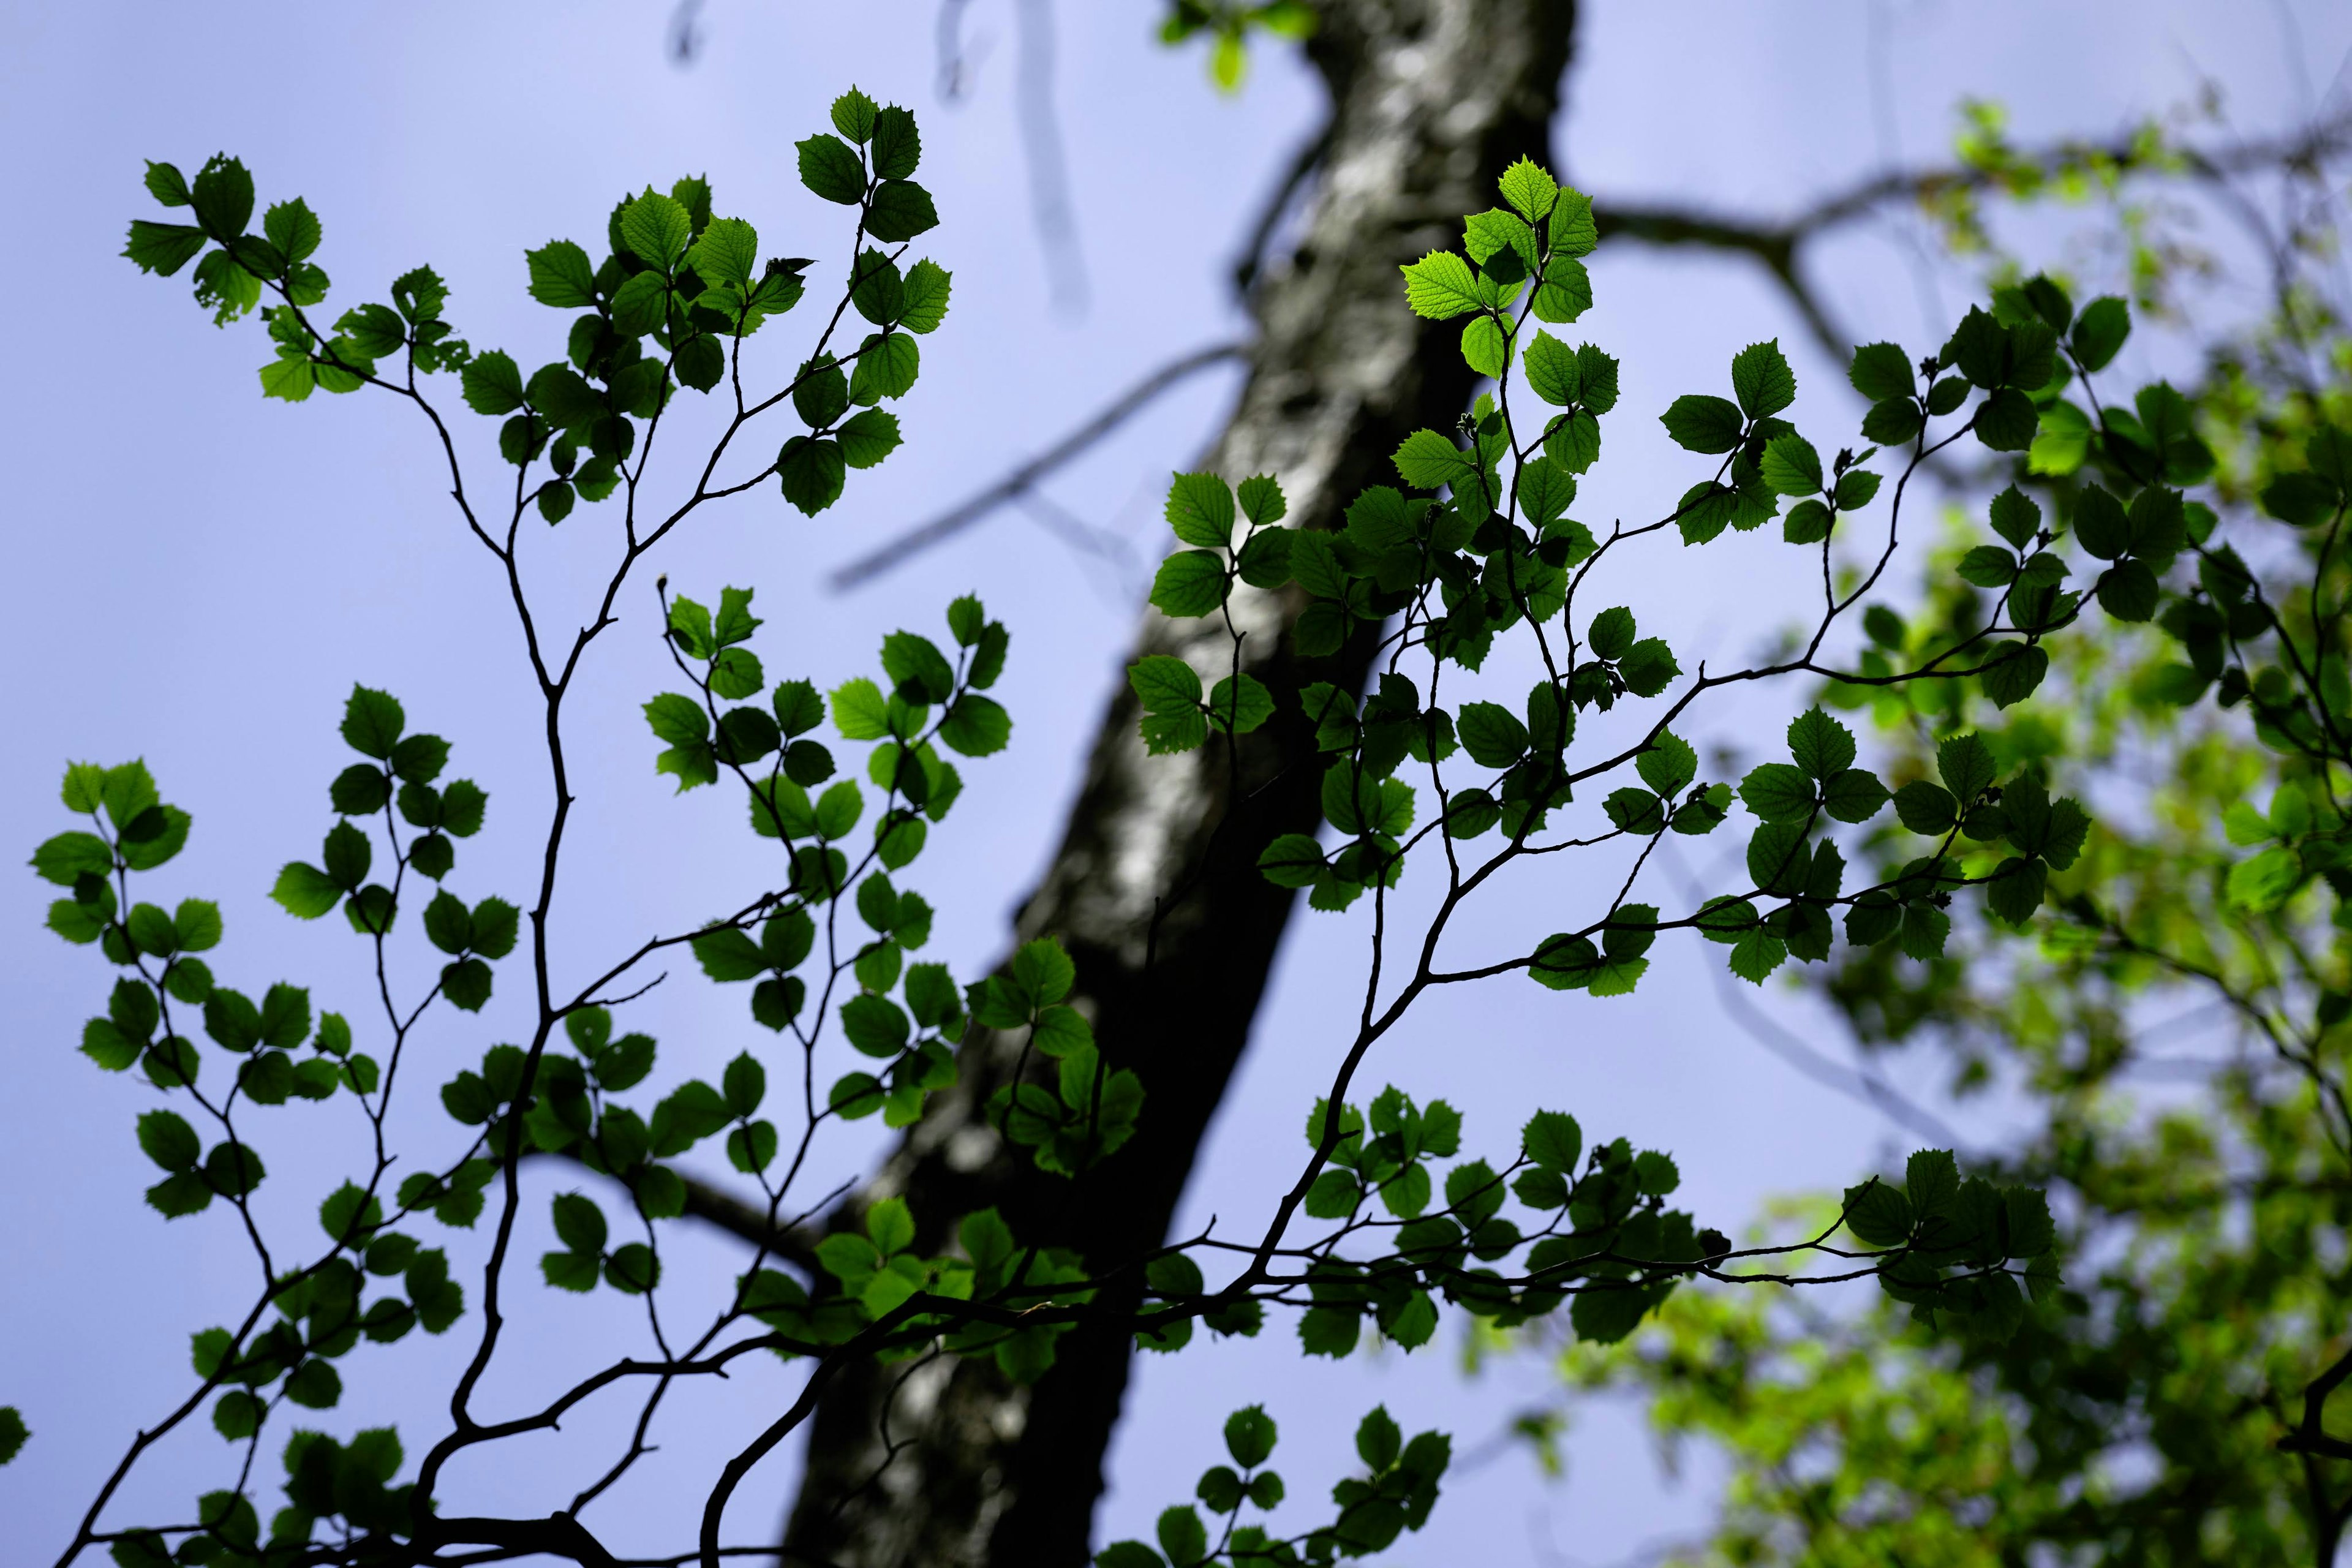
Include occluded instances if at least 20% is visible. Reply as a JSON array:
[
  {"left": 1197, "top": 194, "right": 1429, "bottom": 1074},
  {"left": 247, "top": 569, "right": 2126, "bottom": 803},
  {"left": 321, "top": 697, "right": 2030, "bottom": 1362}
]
[{"left": 780, "top": 4, "right": 1577, "bottom": 1563}]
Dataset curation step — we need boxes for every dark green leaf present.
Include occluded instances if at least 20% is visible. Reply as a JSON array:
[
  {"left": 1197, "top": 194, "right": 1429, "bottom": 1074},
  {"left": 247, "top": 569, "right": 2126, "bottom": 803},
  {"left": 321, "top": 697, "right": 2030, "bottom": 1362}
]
[
  {"left": 866, "top": 181, "right": 940, "bottom": 243},
  {"left": 1150, "top": 552, "right": 1227, "bottom": 619},
  {"left": 1730, "top": 341, "right": 1796, "bottom": 417},
  {"left": 1848, "top": 342, "right": 1912, "bottom": 402},
  {"left": 778, "top": 437, "right": 846, "bottom": 516},
  {"left": 1660, "top": 394, "right": 1744, "bottom": 454},
  {"left": 2070, "top": 296, "right": 2130, "bottom": 371}
]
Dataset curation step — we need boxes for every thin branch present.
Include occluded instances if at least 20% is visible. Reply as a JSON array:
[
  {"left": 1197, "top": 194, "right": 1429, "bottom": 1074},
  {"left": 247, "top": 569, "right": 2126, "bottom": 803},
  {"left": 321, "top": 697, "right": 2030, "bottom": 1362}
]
[{"left": 827, "top": 339, "right": 1248, "bottom": 589}]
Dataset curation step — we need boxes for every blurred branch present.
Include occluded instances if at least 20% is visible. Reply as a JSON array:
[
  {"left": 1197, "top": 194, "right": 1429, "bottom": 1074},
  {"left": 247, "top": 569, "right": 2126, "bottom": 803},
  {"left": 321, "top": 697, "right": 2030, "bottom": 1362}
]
[
  {"left": 1016, "top": 0, "right": 1090, "bottom": 313},
  {"left": 1235, "top": 123, "right": 1333, "bottom": 295},
  {"left": 838, "top": 113, "right": 2352, "bottom": 593},
  {"left": 933, "top": 0, "right": 1088, "bottom": 311},
  {"left": 935, "top": 0, "right": 979, "bottom": 100},
  {"left": 1592, "top": 108, "right": 2352, "bottom": 364},
  {"left": 540, "top": 1148, "right": 821, "bottom": 1275},
  {"left": 1704, "top": 949, "right": 1968, "bottom": 1152},
  {"left": 1660, "top": 840, "right": 1966, "bottom": 1150},
  {"left": 829, "top": 339, "right": 1248, "bottom": 590},
  {"left": 1594, "top": 205, "right": 1850, "bottom": 364},
  {"left": 667, "top": 0, "right": 707, "bottom": 66}
]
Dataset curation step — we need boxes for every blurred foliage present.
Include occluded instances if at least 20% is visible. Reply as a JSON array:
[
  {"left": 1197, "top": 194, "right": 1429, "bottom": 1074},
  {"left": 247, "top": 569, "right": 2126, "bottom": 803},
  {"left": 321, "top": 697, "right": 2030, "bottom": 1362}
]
[{"left": 1548, "top": 97, "right": 2352, "bottom": 1564}]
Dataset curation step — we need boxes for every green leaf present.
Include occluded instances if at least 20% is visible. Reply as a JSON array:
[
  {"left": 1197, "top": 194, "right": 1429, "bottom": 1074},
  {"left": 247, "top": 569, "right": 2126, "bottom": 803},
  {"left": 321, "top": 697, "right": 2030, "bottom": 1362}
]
[
  {"left": 460, "top": 351, "right": 525, "bottom": 417},
  {"left": 1457, "top": 703, "right": 1529, "bottom": 768},
  {"left": 829, "top": 677, "right": 889, "bottom": 741},
  {"left": 1166, "top": 473, "right": 1236, "bottom": 548},
  {"left": 1466, "top": 207, "right": 1538, "bottom": 282},
  {"left": 469, "top": 897, "right": 518, "bottom": 959},
  {"left": 608, "top": 270, "right": 668, "bottom": 337},
  {"left": 1130, "top": 654, "right": 1203, "bottom": 713},
  {"left": 526, "top": 239, "right": 597, "bottom": 307},
  {"left": 1862, "top": 396, "right": 1924, "bottom": 447},
  {"left": 899, "top": 260, "right": 953, "bottom": 333},
  {"left": 1619, "top": 639, "right": 1680, "bottom": 698},
  {"left": 837, "top": 409, "right": 902, "bottom": 469},
  {"left": 778, "top": 436, "right": 846, "bottom": 516},
  {"left": 841, "top": 994, "right": 910, "bottom": 1057},
  {"left": 1740, "top": 763, "right": 1815, "bottom": 824},
  {"left": 1546, "top": 409, "right": 1602, "bottom": 473},
  {"left": 1460, "top": 315, "right": 1509, "bottom": 377},
  {"left": 1521, "top": 330, "right": 1581, "bottom": 405},
  {"left": 940, "top": 695, "right": 1012, "bottom": 758},
  {"left": 1549, "top": 187, "right": 1597, "bottom": 256},
  {"left": 1532, "top": 255, "right": 1593, "bottom": 323},
  {"left": 136, "top": 1110, "right": 201, "bottom": 1171},
  {"left": 342, "top": 686, "right": 405, "bottom": 758},
  {"left": 606, "top": 1243, "right": 660, "bottom": 1294},
  {"left": 1980, "top": 643, "right": 2049, "bottom": 709},
  {"left": 271, "top": 863, "right": 343, "bottom": 920},
  {"left": 1759, "top": 432, "right": 1823, "bottom": 496},
  {"left": 1660, "top": 394, "right": 1744, "bottom": 454},
  {"left": 145, "top": 1171, "right": 214, "bottom": 1218},
  {"left": 867, "top": 181, "right": 940, "bottom": 244},
  {"left": 1727, "top": 929, "right": 1787, "bottom": 984},
  {"left": 688, "top": 217, "right": 758, "bottom": 290},
  {"left": 1521, "top": 1109, "right": 1582, "bottom": 1172},
  {"left": 722, "top": 1052, "right": 767, "bottom": 1118},
  {"left": 1400, "top": 251, "right": 1483, "bottom": 319},
  {"left": 189, "top": 154, "right": 254, "bottom": 239},
  {"left": 794, "top": 356, "right": 850, "bottom": 428},
  {"left": 1848, "top": 342, "right": 1913, "bottom": 402},
  {"left": 1843, "top": 1179, "right": 1913, "bottom": 1247},
  {"left": 2260, "top": 471, "right": 2338, "bottom": 527},
  {"left": 2070, "top": 295, "right": 2130, "bottom": 371},
  {"left": 1787, "top": 708, "right": 1855, "bottom": 778},
  {"left": 1257, "top": 834, "right": 1326, "bottom": 889},
  {"left": 30, "top": 830, "right": 111, "bottom": 887},
  {"left": 1975, "top": 388, "right": 2038, "bottom": 451},
  {"left": 1392, "top": 429, "right": 1477, "bottom": 490},
  {"left": 1150, "top": 552, "right": 1227, "bottom": 619},
  {"left": 1730, "top": 340, "right": 1796, "bottom": 418},
  {"left": 1299, "top": 1307, "right": 1359, "bottom": 1358},
  {"left": 621, "top": 191, "right": 692, "bottom": 267},
  {"left": 422, "top": 891, "right": 473, "bottom": 955},
  {"left": 848, "top": 332, "right": 919, "bottom": 403},
  {"left": 1097, "top": 1544, "right": 1166, "bottom": 1568},
  {"left": 850, "top": 249, "right": 905, "bottom": 324},
  {"left": 124, "top": 220, "right": 209, "bottom": 276},
  {"left": 1012, "top": 940, "right": 1077, "bottom": 1008},
  {"left": 1516, "top": 457, "right": 1577, "bottom": 527},
  {"left": 1207, "top": 674, "right": 1275, "bottom": 736},
  {"left": 1498, "top": 157, "right": 1560, "bottom": 222},
  {"left": 1142, "top": 1506, "right": 1204, "bottom": 1568},
  {"left": 643, "top": 693, "right": 709, "bottom": 748},
  {"left": 870, "top": 105, "right": 921, "bottom": 178}
]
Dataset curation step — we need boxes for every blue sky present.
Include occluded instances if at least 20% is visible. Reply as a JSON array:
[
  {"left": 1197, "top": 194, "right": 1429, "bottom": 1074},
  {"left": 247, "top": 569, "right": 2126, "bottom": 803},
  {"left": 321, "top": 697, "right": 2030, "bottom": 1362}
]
[{"left": 3, "top": 1, "right": 2345, "bottom": 1561}]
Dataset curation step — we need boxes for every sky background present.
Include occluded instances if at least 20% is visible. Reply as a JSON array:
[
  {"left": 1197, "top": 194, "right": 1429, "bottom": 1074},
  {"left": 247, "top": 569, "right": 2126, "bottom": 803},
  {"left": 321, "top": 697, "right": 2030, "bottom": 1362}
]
[{"left": 2, "top": 1, "right": 2346, "bottom": 1562}]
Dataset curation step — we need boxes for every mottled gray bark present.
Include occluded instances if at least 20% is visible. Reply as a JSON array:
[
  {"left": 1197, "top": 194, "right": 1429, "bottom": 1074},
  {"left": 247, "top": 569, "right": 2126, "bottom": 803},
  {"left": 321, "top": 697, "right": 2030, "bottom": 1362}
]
[{"left": 779, "top": 5, "right": 1578, "bottom": 1564}]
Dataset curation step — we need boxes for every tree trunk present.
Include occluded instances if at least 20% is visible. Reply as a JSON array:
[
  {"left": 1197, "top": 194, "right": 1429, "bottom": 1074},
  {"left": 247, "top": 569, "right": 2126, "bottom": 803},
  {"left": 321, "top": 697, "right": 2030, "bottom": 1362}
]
[{"left": 781, "top": 4, "right": 1578, "bottom": 1563}]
